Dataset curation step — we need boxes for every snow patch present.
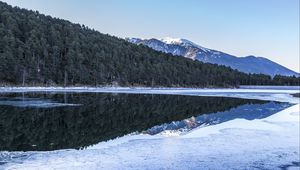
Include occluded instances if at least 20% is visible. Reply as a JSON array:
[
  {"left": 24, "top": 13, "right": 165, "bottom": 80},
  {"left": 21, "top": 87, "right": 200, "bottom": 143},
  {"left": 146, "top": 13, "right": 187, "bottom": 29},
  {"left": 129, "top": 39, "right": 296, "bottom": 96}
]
[{"left": 160, "top": 37, "right": 211, "bottom": 52}]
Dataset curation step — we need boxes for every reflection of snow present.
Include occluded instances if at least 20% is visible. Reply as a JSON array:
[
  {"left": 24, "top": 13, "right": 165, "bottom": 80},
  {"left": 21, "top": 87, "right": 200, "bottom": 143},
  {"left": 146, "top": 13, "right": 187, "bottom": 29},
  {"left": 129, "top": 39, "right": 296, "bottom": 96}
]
[
  {"left": 0, "top": 88, "right": 299, "bottom": 169},
  {"left": 0, "top": 98, "right": 81, "bottom": 108},
  {"left": 146, "top": 102, "right": 292, "bottom": 136}
]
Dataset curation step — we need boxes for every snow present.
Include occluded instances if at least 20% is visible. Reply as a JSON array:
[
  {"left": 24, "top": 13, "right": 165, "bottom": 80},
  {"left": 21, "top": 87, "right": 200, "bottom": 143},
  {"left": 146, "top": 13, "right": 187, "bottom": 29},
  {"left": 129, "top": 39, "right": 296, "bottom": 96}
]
[
  {"left": 127, "top": 37, "right": 300, "bottom": 77},
  {"left": 126, "top": 38, "right": 143, "bottom": 44},
  {"left": 0, "top": 87, "right": 299, "bottom": 169},
  {"left": 160, "top": 37, "right": 211, "bottom": 52},
  {"left": 183, "top": 104, "right": 299, "bottom": 138},
  {"left": 160, "top": 37, "right": 183, "bottom": 44},
  {"left": 0, "top": 86, "right": 298, "bottom": 103},
  {"left": 240, "top": 85, "right": 300, "bottom": 90}
]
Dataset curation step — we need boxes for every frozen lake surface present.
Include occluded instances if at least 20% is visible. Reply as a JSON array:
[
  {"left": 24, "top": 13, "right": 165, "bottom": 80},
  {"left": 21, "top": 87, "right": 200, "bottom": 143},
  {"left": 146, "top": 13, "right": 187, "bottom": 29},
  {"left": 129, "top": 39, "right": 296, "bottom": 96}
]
[{"left": 0, "top": 87, "right": 299, "bottom": 170}]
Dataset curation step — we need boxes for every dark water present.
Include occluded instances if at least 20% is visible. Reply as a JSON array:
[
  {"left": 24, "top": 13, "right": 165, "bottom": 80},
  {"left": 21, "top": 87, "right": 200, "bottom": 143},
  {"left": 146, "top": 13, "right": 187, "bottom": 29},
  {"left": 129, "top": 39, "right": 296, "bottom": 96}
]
[{"left": 0, "top": 92, "right": 292, "bottom": 151}]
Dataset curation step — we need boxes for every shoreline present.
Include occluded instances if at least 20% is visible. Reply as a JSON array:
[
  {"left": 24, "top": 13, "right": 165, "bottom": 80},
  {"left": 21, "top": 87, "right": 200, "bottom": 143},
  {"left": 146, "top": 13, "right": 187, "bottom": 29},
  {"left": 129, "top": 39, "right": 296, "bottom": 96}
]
[
  {"left": 0, "top": 85, "right": 299, "bottom": 91},
  {"left": 0, "top": 86, "right": 299, "bottom": 105}
]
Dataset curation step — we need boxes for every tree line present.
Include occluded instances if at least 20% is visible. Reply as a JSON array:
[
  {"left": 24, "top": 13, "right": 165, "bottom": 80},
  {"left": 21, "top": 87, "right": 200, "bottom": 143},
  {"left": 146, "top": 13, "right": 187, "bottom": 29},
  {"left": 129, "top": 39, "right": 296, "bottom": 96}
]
[{"left": 0, "top": 2, "right": 299, "bottom": 87}]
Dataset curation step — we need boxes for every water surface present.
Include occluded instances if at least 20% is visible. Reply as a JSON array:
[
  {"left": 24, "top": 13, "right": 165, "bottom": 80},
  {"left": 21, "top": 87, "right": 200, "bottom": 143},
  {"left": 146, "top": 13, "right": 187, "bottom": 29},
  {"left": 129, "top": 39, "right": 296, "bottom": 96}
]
[{"left": 0, "top": 92, "right": 291, "bottom": 151}]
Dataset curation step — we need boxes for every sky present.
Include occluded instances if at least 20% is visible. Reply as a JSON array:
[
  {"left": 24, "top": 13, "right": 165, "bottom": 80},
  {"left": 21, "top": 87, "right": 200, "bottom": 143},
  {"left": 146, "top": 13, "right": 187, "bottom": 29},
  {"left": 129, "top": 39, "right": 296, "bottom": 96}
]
[{"left": 2, "top": 0, "right": 300, "bottom": 72}]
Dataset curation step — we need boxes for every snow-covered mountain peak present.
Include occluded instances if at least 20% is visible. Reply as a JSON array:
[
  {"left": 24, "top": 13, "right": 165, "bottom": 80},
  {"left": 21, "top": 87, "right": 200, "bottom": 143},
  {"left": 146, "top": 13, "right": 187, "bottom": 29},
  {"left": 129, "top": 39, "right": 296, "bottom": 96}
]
[
  {"left": 160, "top": 37, "right": 210, "bottom": 52},
  {"left": 127, "top": 37, "right": 300, "bottom": 77},
  {"left": 126, "top": 37, "right": 143, "bottom": 44},
  {"left": 160, "top": 37, "right": 183, "bottom": 44}
]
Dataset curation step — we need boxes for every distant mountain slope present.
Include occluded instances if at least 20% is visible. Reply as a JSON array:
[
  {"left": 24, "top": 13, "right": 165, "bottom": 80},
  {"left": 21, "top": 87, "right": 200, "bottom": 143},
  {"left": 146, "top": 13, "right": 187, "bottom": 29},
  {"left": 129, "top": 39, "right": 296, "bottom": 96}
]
[{"left": 127, "top": 37, "right": 299, "bottom": 77}]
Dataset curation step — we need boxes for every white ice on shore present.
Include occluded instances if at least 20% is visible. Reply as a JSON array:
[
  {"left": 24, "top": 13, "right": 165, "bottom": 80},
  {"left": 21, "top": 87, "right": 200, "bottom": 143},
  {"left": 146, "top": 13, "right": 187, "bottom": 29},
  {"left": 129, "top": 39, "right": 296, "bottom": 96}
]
[
  {"left": 0, "top": 86, "right": 299, "bottom": 103},
  {"left": 0, "top": 87, "right": 299, "bottom": 170}
]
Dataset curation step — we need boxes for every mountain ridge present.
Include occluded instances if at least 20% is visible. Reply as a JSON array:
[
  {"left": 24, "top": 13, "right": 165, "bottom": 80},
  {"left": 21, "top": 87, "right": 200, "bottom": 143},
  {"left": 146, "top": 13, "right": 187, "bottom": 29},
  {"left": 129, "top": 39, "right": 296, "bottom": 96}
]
[{"left": 127, "top": 37, "right": 299, "bottom": 77}]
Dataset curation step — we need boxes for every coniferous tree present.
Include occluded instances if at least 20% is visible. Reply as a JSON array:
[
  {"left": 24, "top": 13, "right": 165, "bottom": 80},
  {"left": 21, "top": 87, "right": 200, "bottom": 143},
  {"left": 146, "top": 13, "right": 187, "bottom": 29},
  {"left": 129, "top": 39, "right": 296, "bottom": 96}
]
[{"left": 0, "top": 2, "right": 299, "bottom": 87}]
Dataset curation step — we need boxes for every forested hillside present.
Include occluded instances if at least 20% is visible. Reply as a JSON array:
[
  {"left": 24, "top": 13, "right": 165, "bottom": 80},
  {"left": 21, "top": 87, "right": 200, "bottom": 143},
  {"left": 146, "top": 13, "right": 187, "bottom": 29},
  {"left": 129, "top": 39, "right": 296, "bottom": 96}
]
[{"left": 0, "top": 2, "right": 299, "bottom": 87}]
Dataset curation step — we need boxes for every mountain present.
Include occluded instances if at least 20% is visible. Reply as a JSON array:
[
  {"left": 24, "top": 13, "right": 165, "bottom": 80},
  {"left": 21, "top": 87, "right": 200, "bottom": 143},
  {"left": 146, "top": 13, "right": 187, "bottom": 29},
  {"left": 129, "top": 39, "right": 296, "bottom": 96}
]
[
  {"left": 127, "top": 37, "right": 299, "bottom": 77},
  {"left": 0, "top": 1, "right": 299, "bottom": 87}
]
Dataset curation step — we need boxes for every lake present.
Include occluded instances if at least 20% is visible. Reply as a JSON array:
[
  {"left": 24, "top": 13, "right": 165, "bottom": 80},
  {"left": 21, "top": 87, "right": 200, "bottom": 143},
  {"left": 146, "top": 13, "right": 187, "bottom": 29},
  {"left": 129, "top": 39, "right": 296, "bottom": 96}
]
[{"left": 0, "top": 92, "right": 292, "bottom": 151}]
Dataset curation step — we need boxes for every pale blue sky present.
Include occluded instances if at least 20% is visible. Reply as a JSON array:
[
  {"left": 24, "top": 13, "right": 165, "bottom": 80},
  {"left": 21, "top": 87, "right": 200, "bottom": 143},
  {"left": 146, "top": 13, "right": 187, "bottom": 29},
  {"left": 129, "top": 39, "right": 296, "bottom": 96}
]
[{"left": 3, "top": 0, "right": 300, "bottom": 72}]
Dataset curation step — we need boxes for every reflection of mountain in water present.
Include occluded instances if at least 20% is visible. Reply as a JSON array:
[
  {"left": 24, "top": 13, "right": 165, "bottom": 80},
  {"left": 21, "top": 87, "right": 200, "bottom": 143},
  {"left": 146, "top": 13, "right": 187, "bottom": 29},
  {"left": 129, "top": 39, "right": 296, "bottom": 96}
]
[
  {"left": 0, "top": 92, "right": 289, "bottom": 151},
  {"left": 146, "top": 102, "right": 292, "bottom": 135}
]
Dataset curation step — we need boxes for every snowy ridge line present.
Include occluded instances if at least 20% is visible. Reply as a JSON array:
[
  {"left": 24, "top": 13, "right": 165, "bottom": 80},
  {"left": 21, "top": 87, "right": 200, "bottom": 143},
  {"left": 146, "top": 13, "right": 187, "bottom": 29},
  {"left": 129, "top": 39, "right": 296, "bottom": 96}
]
[
  {"left": 127, "top": 37, "right": 300, "bottom": 77},
  {"left": 160, "top": 37, "right": 211, "bottom": 52}
]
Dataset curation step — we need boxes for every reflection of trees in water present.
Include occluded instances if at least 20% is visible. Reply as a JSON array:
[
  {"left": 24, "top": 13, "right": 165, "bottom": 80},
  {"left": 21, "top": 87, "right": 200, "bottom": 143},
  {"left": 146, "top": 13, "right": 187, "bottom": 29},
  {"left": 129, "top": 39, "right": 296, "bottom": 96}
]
[{"left": 0, "top": 93, "right": 266, "bottom": 151}]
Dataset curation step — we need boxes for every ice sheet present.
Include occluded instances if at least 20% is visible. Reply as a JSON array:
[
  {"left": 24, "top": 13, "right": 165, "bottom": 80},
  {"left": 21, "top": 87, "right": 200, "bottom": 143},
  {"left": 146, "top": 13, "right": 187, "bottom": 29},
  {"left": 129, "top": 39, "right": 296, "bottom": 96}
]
[{"left": 0, "top": 87, "right": 299, "bottom": 170}]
